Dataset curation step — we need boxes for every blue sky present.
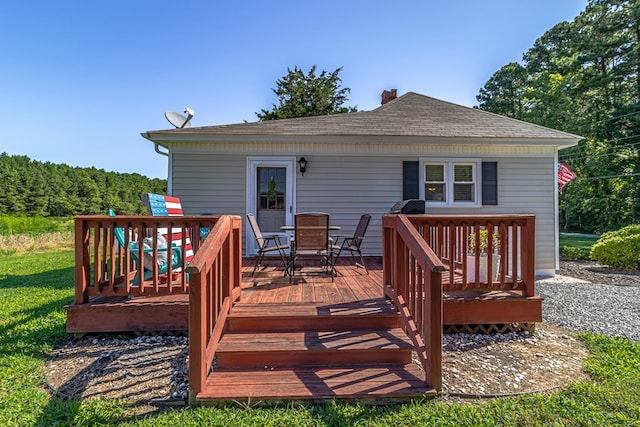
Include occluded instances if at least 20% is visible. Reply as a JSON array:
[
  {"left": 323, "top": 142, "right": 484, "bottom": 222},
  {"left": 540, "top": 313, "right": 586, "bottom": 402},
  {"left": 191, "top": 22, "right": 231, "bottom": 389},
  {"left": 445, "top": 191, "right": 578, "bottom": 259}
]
[{"left": 0, "top": 1, "right": 587, "bottom": 179}]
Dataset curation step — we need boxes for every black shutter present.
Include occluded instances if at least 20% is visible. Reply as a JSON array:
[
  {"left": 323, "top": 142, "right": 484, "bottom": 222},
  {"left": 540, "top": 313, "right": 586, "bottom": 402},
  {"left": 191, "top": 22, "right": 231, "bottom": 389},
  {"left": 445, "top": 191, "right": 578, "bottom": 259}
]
[
  {"left": 403, "top": 161, "right": 419, "bottom": 200},
  {"left": 482, "top": 161, "right": 498, "bottom": 205}
]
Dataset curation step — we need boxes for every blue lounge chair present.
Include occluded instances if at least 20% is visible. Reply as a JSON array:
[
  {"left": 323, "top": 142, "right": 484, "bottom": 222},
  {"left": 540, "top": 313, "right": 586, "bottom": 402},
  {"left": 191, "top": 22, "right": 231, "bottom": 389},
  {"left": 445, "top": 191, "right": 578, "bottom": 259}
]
[{"left": 109, "top": 210, "right": 182, "bottom": 284}]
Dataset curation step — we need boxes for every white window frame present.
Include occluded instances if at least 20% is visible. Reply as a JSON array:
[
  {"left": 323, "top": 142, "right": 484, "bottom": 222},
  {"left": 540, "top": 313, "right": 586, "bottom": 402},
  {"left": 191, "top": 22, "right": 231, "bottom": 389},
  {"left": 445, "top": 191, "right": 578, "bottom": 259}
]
[{"left": 419, "top": 158, "right": 481, "bottom": 207}]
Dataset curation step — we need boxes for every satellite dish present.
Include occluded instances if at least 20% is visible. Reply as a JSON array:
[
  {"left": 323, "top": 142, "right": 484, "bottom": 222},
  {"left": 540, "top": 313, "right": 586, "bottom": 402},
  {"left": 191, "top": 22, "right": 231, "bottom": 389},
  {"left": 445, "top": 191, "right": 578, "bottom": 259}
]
[{"left": 164, "top": 107, "right": 194, "bottom": 128}]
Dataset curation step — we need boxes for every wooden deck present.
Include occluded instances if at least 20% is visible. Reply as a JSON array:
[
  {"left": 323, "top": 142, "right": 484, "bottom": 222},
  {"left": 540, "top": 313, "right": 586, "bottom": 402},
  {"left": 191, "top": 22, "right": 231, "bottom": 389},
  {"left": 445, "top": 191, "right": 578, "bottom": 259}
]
[
  {"left": 67, "top": 213, "right": 545, "bottom": 404},
  {"left": 243, "top": 256, "right": 385, "bottom": 303},
  {"left": 66, "top": 256, "right": 541, "bottom": 334},
  {"left": 66, "top": 257, "right": 384, "bottom": 334}
]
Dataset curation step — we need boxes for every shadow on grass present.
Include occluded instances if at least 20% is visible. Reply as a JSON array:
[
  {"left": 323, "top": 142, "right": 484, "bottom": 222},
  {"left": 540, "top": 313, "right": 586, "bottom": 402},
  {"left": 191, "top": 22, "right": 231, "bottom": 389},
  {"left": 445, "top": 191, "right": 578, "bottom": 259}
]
[{"left": 0, "top": 265, "right": 76, "bottom": 358}]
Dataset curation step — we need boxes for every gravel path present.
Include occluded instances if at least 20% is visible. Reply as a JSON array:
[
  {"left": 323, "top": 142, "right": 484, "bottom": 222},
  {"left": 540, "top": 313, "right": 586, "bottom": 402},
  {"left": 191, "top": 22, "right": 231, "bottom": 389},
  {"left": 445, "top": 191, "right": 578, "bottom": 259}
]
[{"left": 536, "top": 276, "right": 640, "bottom": 342}]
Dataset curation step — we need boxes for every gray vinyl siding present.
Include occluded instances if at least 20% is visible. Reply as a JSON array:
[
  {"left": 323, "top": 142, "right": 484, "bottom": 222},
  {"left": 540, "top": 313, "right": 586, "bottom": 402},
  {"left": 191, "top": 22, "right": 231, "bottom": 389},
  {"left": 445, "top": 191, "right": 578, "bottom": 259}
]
[
  {"left": 294, "top": 155, "right": 403, "bottom": 257},
  {"left": 168, "top": 151, "right": 557, "bottom": 274},
  {"left": 171, "top": 153, "right": 247, "bottom": 216}
]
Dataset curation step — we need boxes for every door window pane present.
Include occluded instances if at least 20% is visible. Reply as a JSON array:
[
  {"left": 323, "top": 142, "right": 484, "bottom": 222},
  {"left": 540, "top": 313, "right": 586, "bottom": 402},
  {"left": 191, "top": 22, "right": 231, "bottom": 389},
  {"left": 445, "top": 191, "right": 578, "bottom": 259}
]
[{"left": 258, "top": 167, "right": 286, "bottom": 210}]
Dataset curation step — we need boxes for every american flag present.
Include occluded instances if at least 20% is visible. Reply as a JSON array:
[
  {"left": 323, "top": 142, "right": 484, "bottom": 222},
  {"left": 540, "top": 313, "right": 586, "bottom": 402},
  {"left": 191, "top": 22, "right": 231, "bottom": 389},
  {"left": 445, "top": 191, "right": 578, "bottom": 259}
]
[
  {"left": 142, "top": 193, "right": 194, "bottom": 263},
  {"left": 558, "top": 163, "right": 577, "bottom": 192}
]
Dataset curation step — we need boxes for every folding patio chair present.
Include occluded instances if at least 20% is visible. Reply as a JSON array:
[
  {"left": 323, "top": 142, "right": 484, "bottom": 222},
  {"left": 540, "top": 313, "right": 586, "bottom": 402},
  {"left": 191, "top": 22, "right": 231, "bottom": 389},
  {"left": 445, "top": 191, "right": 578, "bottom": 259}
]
[
  {"left": 247, "top": 213, "right": 290, "bottom": 276},
  {"left": 331, "top": 214, "right": 371, "bottom": 274},
  {"left": 289, "top": 212, "right": 334, "bottom": 282}
]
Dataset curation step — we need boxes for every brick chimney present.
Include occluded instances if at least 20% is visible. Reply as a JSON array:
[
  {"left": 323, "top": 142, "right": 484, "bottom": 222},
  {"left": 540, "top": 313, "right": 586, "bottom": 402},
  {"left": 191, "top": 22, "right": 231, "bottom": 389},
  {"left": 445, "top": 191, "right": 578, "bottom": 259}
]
[{"left": 381, "top": 89, "right": 397, "bottom": 105}]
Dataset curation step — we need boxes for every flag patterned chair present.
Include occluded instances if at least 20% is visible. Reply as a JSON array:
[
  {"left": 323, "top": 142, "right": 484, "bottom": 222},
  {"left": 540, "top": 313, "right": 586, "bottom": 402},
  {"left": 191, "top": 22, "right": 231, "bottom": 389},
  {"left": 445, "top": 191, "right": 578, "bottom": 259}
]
[
  {"left": 108, "top": 209, "right": 182, "bottom": 285},
  {"left": 141, "top": 193, "right": 194, "bottom": 267}
]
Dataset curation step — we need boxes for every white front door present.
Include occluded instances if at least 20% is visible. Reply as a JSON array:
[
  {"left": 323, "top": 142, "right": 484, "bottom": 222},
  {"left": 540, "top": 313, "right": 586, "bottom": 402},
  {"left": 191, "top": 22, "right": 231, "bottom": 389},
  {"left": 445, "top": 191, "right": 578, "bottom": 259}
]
[{"left": 246, "top": 157, "right": 296, "bottom": 254}]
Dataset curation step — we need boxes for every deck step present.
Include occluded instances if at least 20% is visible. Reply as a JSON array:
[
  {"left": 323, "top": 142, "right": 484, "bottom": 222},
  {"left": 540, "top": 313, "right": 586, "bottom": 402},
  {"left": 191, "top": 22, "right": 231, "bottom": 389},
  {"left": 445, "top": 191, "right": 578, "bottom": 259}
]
[
  {"left": 199, "top": 296, "right": 431, "bottom": 404},
  {"left": 227, "top": 300, "right": 402, "bottom": 332},
  {"left": 216, "top": 328, "right": 414, "bottom": 368},
  {"left": 197, "top": 364, "right": 435, "bottom": 405}
]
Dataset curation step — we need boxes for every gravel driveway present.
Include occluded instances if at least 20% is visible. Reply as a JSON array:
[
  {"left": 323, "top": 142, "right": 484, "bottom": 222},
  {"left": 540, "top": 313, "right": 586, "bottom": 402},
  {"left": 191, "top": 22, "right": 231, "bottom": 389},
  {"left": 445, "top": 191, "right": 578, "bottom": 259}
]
[{"left": 536, "top": 260, "right": 640, "bottom": 342}]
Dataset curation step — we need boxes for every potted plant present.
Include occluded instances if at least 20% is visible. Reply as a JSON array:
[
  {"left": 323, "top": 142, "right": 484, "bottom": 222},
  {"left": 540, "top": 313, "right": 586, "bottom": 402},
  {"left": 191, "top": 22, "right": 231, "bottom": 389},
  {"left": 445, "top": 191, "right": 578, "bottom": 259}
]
[
  {"left": 467, "top": 228, "right": 500, "bottom": 255},
  {"left": 466, "top": 228, "right": 501, "bottom": 282}
]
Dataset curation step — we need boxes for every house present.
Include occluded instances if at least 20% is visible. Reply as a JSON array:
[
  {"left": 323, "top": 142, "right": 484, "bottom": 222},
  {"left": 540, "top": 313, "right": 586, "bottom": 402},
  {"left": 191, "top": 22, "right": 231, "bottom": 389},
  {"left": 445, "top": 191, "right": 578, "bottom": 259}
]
[{"left": 141, "top": 90, "right": 582, "bottom": 276}]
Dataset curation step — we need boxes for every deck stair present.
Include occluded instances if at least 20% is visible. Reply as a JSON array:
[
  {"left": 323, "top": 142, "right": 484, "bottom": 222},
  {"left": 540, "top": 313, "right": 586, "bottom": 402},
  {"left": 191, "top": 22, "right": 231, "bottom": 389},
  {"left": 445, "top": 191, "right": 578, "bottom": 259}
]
[{"left": 195, "top": 298, "right": 436, "bottom": 405}]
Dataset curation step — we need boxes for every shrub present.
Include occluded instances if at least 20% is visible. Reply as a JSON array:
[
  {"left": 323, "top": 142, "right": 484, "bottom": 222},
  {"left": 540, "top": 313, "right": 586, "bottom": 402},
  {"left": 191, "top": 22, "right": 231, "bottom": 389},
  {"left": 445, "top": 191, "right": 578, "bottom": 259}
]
[
  {"left": 591, "top": 224, "right": 640, "bottom": 268},
  {"left": 561, "top": 246, "right": 590, "bottom": 260}
]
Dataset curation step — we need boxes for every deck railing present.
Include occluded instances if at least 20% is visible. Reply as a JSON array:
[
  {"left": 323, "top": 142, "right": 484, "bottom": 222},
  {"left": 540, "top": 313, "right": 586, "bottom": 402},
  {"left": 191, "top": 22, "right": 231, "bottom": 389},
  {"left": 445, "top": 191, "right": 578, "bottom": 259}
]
[
  {"left": 73, "top": 215, "right": 220, "bottom": 303},
  {"left": 382, "top": 214, "right": 445, "bottom": 391},
  {"left": 407, "top": 215, "right": 536, "bottom": 296},
  {"left": 186, "top": 215, "right": 242, "bottom": 404}
]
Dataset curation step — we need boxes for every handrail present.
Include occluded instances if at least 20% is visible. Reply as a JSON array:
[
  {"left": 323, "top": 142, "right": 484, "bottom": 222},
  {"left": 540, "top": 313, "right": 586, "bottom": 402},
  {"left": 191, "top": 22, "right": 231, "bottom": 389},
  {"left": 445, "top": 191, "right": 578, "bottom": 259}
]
[
  {"left": 73, "top": 215, "right": 221, "bottom": 302},
  {"left": 185, "top": 215, "right": 242, "bottom": 404},
  {"left": 407, "top": 214, "right": 536, "bottom": 296},
  {"left": 382, "top": 214, "right": 445, "bottom": 391}
]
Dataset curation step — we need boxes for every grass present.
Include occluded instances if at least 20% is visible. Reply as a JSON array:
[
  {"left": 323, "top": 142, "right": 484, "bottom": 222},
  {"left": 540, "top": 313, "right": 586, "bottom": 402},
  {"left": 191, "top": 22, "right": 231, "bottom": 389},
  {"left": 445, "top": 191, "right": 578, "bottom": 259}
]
[
  {"left": 0, "top": 216, "right": 74, "bottom": 256},
  {"left": 0, "top": 232, "right": 639, "bottom": 426},
  {"left": 559, "top": 233, "right": 600, "bottom": 260},
  {"left": 0, "top": 216, "right": 74, "bottom": 236}
]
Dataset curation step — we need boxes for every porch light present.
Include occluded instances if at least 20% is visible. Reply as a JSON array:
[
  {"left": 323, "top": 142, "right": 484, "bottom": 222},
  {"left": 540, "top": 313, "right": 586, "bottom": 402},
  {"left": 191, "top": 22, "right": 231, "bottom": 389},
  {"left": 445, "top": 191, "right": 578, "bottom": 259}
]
[{"left": 298, "top": 157, "right": 308, "bottom": 176}]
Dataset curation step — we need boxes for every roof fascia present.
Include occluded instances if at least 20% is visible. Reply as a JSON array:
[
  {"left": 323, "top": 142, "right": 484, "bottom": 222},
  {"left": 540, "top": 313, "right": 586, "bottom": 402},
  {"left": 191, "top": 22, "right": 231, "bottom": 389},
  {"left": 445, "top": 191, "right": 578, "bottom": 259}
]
[{"left": 142, "top": 132, "right": 582, "bottom": 148}]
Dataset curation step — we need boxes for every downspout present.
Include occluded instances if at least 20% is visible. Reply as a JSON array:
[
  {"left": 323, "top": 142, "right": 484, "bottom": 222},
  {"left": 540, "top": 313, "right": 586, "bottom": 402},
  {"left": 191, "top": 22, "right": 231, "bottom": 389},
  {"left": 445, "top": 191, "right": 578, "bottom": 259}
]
[
  {"left": 154, "top": 142, "right": 169, "bottom": 157},
  {"left": 141, "top": 132, "right": 173, "bottom": 195},
  {"left": 554, "top": 151, "right": 559, "bottom": 273}
]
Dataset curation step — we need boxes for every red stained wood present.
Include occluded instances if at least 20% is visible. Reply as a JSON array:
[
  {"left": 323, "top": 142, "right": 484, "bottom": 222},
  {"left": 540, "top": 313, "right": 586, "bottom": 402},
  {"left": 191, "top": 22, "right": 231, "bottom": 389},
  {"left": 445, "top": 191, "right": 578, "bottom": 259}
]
[
  {"left": 71, "top": 214, "right": 543, "bottom": 405},
  {"left": 228, "top": 300, "right": 402, "bottom": 332},
  {"left": 65, "top": 294, "right": 189, "bottom": 333},
  {"left": 443, "top": 291, "right": 543, "bottom": 324},
  {"left": 65, "top": 258, "right": 542, "bottom": 333},
  {"left": 216, "top": 328, "right": 413, "bottom": 367},
  {"left": 198, "top": 364, "right": 435, "bottom": 403}
]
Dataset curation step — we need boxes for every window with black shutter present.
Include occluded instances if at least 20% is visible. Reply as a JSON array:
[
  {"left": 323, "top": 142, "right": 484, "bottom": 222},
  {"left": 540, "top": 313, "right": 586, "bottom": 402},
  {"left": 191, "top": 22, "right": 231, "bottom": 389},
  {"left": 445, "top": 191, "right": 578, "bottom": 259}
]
[{"left": 402, "top": 160, "right": 498, "bottom": 206}]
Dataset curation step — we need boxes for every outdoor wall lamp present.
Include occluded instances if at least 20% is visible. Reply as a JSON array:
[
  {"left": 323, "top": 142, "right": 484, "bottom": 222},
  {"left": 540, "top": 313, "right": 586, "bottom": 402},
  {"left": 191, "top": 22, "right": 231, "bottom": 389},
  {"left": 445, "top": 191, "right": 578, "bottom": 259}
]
[{"left": 298, "top": 157, "right": 308, "bottom": 176}]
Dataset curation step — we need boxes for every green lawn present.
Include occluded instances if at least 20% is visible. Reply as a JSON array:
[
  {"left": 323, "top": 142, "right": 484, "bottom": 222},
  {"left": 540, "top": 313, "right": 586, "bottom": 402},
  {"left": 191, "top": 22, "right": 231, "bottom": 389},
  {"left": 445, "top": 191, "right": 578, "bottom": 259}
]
[
  {"left": 559, "top": 233, "right": 599, "bottom": 250},
  {"left": 559, "top": 233, "right": 600, "bottom": 260},
  {"left": 1, "top": 246, "right": 639, "bottom": 426}
]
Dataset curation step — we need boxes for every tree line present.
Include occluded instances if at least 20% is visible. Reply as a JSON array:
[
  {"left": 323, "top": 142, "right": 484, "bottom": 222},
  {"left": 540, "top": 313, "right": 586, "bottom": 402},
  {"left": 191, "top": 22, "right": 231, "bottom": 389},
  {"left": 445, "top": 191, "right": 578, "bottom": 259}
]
[
  {"left": 0, "top": 152, "right": 167, "bottom": 216},
  {"left": 476, "top": 0, "right": 640, "bottom": 233}
]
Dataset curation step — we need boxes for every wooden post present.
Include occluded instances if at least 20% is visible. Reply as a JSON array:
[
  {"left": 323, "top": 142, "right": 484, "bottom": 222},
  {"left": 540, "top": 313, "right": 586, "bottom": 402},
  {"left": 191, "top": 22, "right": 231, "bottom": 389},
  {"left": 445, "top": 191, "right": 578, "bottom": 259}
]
[
  {"left": 188, "top": 269, "right": 205, "bottom": 404},
  {"left": 74, "top": 217, "right": 89, "bottom": 304},
  {"left": 395, "top": 224, "right": 408, "bottom": 301},
  {"left": 428, "top": 269, "right": 442, "bottom": 391},
  {"left": 522, "top": 216, "right": 536, "bottom": 297}
]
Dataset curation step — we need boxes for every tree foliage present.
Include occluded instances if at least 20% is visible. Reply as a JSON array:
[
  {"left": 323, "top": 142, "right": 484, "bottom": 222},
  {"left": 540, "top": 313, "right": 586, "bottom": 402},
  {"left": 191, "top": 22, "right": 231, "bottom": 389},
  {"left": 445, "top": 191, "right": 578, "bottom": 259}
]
[
  {"left": 477, "top": 0, "right": 640, "bottom": 233},
  {"left": 0, "top": 153, "right": 167, "bottom": 216},
  {"left": 256, "top": 65, "right": 357, "bottom": 120}
]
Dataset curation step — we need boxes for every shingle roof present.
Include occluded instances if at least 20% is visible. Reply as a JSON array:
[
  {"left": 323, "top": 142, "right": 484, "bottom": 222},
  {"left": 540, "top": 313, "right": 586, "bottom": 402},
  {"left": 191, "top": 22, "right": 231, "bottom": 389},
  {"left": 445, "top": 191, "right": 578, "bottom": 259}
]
[{"left": 145, "top": 92, "right": 582, "bottom": 141}]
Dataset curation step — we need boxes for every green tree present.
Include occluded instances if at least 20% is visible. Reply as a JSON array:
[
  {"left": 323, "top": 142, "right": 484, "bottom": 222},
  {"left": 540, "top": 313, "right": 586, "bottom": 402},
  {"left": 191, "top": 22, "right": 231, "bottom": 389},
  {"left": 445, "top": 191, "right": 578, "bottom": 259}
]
[
  {"left": 476, "top": 62, "right": 528, "bottom": 119},
  {"left": 477, "top": 0, "right": 640, "bottom": 233},
  {"left": 0, "top": 152, "right": 167, "bottom": 217},
  {"left": 256, "top": 65, "right": 357, "bottom": 120}
]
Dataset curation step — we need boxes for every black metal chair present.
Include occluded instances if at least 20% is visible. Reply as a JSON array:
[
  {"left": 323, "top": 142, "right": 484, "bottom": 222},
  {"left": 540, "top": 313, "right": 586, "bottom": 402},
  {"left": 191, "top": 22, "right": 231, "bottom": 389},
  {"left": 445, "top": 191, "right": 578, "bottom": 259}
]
[
  {"left": 332, "top": 214, "right": 371, "bottom": 274},
  {"left": 247, "top": 213, "right": 290, "bottom": 276},
  {"left": 289, "top": 212, "right": 334, "bottom": 282}
]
